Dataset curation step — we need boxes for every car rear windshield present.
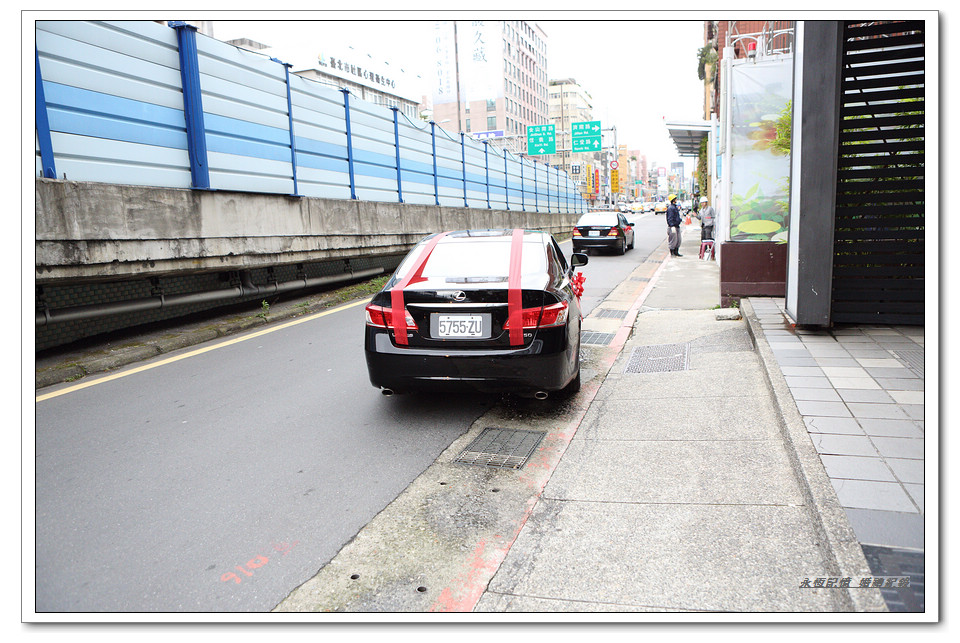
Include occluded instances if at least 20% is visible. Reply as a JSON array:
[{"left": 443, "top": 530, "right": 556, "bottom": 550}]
[
  {"left": 576, "top": 212, "right": 618, "bottom": 227},
  {"left": 395, "top": 236, "right": 547, "bottom": 283}
]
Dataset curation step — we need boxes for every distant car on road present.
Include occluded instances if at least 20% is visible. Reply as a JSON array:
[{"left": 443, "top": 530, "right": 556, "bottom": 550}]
[
  {"left": 642, "top": 201, "right": 655, "bottom": 212},
  {"left": 572, "top": 210, "right": 635, "bottom": 255},
  {"left": 364, "top": 229, "right": 587, "bottom": 398},
  {"left": 654, "top": 201, "right": 668, "bottom": 214}
]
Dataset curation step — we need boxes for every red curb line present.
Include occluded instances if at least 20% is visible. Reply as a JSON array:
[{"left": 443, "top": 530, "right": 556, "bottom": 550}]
[{"left": 428, "top": 246, "right": 673, "bottom": 612}]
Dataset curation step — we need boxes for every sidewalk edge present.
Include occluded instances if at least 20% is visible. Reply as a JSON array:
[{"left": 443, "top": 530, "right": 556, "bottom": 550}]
[{"left": 741, "top": 298, "right": 888, "bottom": 612}]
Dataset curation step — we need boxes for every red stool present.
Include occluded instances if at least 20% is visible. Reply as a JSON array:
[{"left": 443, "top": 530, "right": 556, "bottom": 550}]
[{"left": 699, "top": 239, "right": 715, "bottom": 260}]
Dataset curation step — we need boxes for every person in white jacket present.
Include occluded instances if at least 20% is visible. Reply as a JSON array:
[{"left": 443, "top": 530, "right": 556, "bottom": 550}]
[{"left": 698, "top": 196, "right": 716, "bottom": 241}]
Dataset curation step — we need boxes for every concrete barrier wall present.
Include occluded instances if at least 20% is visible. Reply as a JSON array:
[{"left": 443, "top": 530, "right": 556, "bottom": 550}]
[{"left": 35, "top": 178, "right": 582, "bottom": 284}]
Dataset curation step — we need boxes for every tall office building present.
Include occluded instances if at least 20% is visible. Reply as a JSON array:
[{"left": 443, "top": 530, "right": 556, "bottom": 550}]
[
  {"left": 431, "top": 20, "right": 549, "bottom": 153},
  {"left": 547, "top": 78, "right": 594, "bottom": 173}
]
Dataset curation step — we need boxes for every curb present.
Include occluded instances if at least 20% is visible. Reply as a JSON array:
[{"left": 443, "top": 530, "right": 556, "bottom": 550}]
[{"left": 741, "top": 298, "right": 888, "bottom": 612}]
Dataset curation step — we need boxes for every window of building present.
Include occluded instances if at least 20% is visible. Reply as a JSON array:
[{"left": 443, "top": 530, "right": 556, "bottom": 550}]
[
  {"left": 487, "top": 115, "right": 497, "bottom": 130},
  {"left": 487, "top": 99, "right": 496, "bottom": 112}
]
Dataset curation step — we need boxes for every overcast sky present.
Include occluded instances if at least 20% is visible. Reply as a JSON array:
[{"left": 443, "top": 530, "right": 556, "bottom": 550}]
[{"left": 212, "top": 14, "right": 708, "bottom": 172}]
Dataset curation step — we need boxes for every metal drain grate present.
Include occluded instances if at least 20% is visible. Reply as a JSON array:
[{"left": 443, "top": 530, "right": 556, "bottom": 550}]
[
  {"left": 595, "top": 309, "right": 627, "bottom": 320},
  {"left": 624, "top": 343, "right": 690, "bottom": 373},
  {"left": 581, "top": 331, "right": 616, "bottom": 345},
  {"left": 629, "top": 276, "right": 650, "bottom": 282},
  {"left": 892, "top": 349, "right": 924, "bottom": 377},
  {"left": 454, "top": 428, "right": 546, "bottom": 469},
  {"left": 861, "top": 545, "right": 924, "bottom": 612}
]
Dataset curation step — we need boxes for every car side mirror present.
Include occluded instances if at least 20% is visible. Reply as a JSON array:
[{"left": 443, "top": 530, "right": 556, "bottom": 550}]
[
  {"left": 571, "top": 253, "right": 589, "bottom": 268},
  {"left": 627, "top": 221, "right": 635, "bottom": 227}
]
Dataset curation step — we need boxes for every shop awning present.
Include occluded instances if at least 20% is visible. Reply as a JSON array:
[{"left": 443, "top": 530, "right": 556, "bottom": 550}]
[{"left": 665, "top": 120, "right": 711, "bottom": 157}]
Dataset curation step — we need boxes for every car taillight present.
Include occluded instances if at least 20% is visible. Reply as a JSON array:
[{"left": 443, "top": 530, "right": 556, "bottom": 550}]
[
  {"left": 364, "top": 304, "right": 418, "bottom": 330},
  {"left": 607, "top": 227, "right": 619, "bottom": 237},
  {"left": 572, "top": 228, "right": 582, "bottom": 236},
  {"left": 503, "top": 301, "right": 569, "bottom": 330}
]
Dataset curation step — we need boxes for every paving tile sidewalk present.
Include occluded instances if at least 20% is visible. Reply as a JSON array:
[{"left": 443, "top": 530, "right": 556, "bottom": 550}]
[{"left": 743, "top": 298, "right": 926, "bottom": 612}]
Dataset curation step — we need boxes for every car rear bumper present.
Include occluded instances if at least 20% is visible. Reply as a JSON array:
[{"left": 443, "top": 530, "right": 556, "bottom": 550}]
[
  {"left": 572, "top": 236, "right": 621, "bottom": 250},
  {"left": 365, "top": 330, "right": 577, "bottom": 393}
]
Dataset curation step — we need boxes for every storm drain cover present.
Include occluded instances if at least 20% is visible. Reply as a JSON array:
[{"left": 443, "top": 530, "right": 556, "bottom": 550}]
[
  {"left": 454, "top": 428, "right": 546, "bottom": 469},
  {"left": 624, "top": 343, "right": 690, "bottom": 373},
  {"left": 892, "top": 349, "right": 924, "bottom": 378},
  {"left": 595, "top": 308, "right": 627, "bottom": 320},
  {"left": 582, "top": 331, "right": 616, "bottom": 346}
]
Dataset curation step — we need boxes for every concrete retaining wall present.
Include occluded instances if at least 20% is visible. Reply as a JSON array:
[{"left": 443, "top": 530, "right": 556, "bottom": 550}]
[{"left": 36, "top": 178, "right": 581, "bottom": 284}]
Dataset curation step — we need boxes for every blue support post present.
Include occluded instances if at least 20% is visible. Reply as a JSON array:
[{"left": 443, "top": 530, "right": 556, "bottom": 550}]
[
  {"left": 545, "top": 164, "right": 550, "bottom": 213},
  {"left": 35, "top": 49, "right": 57, "bottom": 179},
  {"left": 275, "top": 59, "right": 299, "bottom": 197},
  {"left": 460, "top": 133, "right": 468, "bottom": 208},
  {"left": 430, "top": 121, "right": 439, "bottom": 206},
  {"left": 341, "top": 89, "right": 357, "bottom": 200},
  {"left": 391, "top": 107, "right": 403, "bottom": 203},
  {"left": 533, "top": 160, "right": 538, "bottom": 212},
  {"left": 171, "top": 22, "right": 210, "bottom": 189},
  {"left": 503, "top": 153, "right": 509, "bottom": 210},
  {"left": 484, "top": 141, "right": 491, "bottom": 209},
  {"left": 520, "top": 158, "right": 525, "bottom": 211}
]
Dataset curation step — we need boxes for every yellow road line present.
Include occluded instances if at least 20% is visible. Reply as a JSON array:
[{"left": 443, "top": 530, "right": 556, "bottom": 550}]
[{"left": 35, "top": 298, "right": 371, "bottom": 403}]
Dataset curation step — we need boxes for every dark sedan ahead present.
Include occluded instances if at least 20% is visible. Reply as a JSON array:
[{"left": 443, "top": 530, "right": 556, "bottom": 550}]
[
  {"left": 365, "top": 229, "right": 587, "bottom": 399},
  {"left": 572, "top": 211, "right": 635, "bottom": 255}
]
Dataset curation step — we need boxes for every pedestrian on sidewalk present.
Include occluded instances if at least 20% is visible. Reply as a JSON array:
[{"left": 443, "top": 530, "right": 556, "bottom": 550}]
[
  {"left": 666, "top": 193, "right": 683, "bottom": 256},
  {"left": 698, "top": 196, "right": 716, "bottom": 241}
]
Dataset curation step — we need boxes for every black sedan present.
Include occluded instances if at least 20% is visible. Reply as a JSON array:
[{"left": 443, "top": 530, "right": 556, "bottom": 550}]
[
  {"left": 571, "top": 211, "right": 635, "bottom": 255},
  {"left": 365, "top": 229, "right": 588, "bottom": 399}
]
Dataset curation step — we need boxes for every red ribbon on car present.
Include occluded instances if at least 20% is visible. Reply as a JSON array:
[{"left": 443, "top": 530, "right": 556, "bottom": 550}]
[
  {"left": 572, "top": 271, "right": 586, "bottom": 301},
  {"left": 507, "top": 228, "right": 524, "bottom": 346},
  {"left": 390, "top": 232, "right": 449, "bottom": 345}
]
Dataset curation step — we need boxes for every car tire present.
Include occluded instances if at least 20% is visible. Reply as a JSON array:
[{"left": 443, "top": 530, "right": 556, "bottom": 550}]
[
  {"left": 559, "top": 368, "right": 581, "bottom": 397},
  {"left": 618, "top": 238, "right": 626, "bottom": 255}
]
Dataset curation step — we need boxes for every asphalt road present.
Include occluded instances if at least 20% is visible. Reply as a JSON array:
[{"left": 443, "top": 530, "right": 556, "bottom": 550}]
[{"left": 33, "top": 213, "right": 665, "bottom": 612}]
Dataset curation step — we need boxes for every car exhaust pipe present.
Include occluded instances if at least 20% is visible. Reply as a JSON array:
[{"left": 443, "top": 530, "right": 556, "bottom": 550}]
[
  {"left": 534, "top": 391, "right": 549, "bottom": 400},
  {"left": 381, "top": 388, "right": 395, "bottom": 397}
]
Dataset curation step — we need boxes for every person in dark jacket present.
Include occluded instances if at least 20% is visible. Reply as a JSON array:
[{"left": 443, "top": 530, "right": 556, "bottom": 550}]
[{"left": 666, "top": 194, "right": 683, "bottom": 256}]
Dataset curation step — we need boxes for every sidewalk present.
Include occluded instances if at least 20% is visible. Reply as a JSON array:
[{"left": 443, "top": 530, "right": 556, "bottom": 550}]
[
  {"left": 473, "top": 223, "right": 924, "bottom": 613},
  {"left": 742, "top": 298, "right": 926, "bottom": 612},
  {"left": 474, "top": 226, "right": 887, "bottom": 612}
]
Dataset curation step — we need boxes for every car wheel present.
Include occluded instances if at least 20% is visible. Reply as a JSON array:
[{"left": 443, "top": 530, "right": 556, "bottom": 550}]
[
  {"left": 618, "top": 237, "right": 626, "bottom": 255},
  {"left": 558, "top": 368, "right": 581, "bottom": 397}
]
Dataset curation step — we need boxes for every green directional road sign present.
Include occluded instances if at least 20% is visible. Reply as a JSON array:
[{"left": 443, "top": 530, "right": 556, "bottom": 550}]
[
  {"left": 571, "top": 120, "right": 602, "bottom": 153},
  {"left": 526, "top": 124, "right": 556, "bottom": 155}
]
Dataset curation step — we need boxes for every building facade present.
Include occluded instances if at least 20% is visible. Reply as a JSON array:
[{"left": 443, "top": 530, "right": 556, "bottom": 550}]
[
  {"left": 546, "top": 77, "right": 594, "bottom": 173},
  {"left": 221, "top": 36, "right": 424, "bottom": 121},
  {"left": 431, "top": 20, "right": 549, "bottom": 153}
]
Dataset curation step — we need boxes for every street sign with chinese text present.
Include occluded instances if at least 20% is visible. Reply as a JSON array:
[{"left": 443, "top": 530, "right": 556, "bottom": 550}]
[
  {"left": 526, "top": 124, "right": 556, "bottom": 155},
  {"left": 611, "top": 169, "right": 619, "bottom": 193},
  {"left": 571, "top": 120, "right": 602, "bottom": 153}
]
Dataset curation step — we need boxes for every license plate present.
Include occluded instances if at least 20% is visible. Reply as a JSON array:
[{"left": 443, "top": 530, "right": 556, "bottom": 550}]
[
  {"left": 588, "top": 230, "right": 600, "bottom": 237},
  {"left": 433, "top": 314, "right": 488, "bottom": 338}
]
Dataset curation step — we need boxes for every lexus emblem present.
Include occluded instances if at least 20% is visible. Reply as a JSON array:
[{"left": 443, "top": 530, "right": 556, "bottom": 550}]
[{"left": 452, "top": 291, "right": 467, "bottom": 301}]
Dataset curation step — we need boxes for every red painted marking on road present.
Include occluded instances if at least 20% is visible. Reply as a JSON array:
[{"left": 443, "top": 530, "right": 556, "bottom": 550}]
[
  {"left": 218, "top": 541, "right": 301, "bottom": 585},
  {"left": 426, "top": 246, "right": 673, "bottom": 612}
]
